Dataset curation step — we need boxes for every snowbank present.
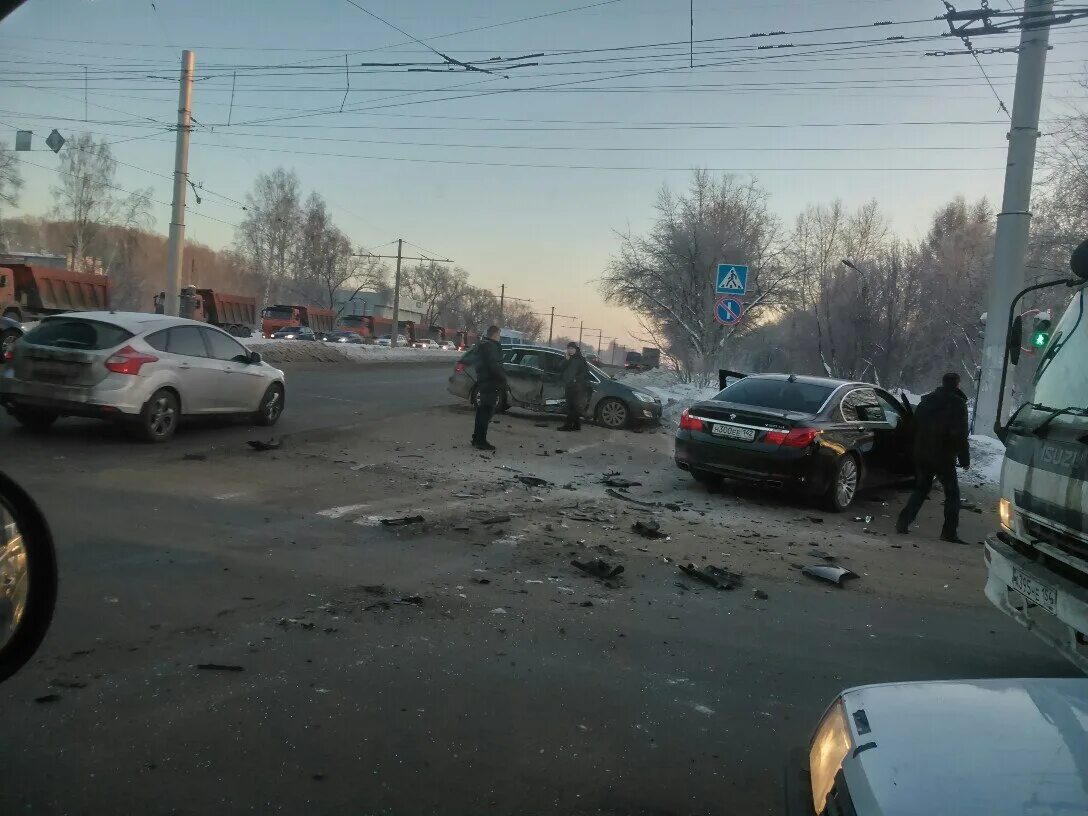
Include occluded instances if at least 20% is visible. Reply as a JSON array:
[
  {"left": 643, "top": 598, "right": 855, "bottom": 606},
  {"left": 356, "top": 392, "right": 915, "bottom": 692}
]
[
  {"left": 239, "top": 338, "right": 460, "bottom": 365},
  {"left": 967, "top": 434, "right": 1006, "bottom": 487},
  {"left": 617, "top": 369, "right": 718, "bottom": 424}
]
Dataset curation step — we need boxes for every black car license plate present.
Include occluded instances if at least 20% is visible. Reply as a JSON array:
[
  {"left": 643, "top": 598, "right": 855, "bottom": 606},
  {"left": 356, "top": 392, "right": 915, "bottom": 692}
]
[{"left": 711, "top": 423, "right": 756, "bottom": 442}]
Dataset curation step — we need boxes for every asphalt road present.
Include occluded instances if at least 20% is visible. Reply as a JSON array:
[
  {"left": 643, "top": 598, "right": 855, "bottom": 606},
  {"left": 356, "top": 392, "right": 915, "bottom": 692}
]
[{"left": 0, "top": 362, "right": 1077, "bottom": 816}]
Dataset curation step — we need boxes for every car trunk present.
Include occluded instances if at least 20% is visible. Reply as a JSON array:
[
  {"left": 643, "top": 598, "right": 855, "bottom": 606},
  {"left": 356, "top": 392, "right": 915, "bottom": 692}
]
[
  {"left": 685, "top": 401, "right": 816, "bottom": 474},
  {"left": 13, "top": 344, "right": 111, "bottom": 388}
]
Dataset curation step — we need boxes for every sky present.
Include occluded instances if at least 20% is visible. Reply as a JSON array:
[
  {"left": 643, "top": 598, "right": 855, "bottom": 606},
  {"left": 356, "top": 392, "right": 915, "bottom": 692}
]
[{"left": 1, "top": 0, "right": 1085, "bottom": 345}]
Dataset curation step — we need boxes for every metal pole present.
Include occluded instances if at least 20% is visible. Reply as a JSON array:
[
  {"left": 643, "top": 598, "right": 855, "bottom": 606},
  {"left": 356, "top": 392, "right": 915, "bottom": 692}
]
[
  {"left": 975, "top": 0, "right": 1054, "bottom": 435},
  {"left": 499, "top": 284, "right": 505, "bottom": 324},
  {"left": 578, "top": 321, "right": 583, "bottom": 346},
  {"left": 390, "top": 238, "right": 403, "bottom": 346},
  {"left": 597, "top": 328, "right": 603, "bottom": 355},
  {"left": 164, "top": 49, "right": 195, "bottom": 318},
  {"left": 610, "top": 342, "right": 617, "bottom": 366},
  {"left": 549, "top": 306, "right": 555, "bottom": 346}
]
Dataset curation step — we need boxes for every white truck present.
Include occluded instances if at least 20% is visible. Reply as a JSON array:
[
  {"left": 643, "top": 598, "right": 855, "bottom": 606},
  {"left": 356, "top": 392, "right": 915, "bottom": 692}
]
[{"left": 984, "top": 237, "right": 1088, "bottom": 671}]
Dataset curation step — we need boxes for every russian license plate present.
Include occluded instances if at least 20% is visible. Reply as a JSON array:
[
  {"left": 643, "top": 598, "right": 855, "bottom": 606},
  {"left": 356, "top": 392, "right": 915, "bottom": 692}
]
[
  {"left": 1011, "top": 568, "right": 1057, "bottom": 615},
  {"left": 32, "top": 361, "right": 76, "bottom": 383},
  {"left": 712, "top": 423, "right": 756, "bottom": 442}
]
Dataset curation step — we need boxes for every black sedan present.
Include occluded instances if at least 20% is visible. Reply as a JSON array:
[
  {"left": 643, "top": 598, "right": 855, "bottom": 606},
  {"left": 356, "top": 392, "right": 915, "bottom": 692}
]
[
  {"left": 325, "top": 330, "right": 365, "bottom": 344},
  {"left": 675, "top": 374, "right": 914, "bottom": 511},
  {"left": 270, "top": 326, "right": 317, "bottom": 341}
]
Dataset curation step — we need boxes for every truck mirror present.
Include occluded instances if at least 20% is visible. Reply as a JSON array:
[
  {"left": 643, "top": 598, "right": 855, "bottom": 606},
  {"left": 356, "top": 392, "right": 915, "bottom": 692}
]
[
  {"left": 1008, "top": 314, "right": 1023, "bottom": 366},
  {"left": 249, "top": 351, "right": 262, "bottom": 364}
]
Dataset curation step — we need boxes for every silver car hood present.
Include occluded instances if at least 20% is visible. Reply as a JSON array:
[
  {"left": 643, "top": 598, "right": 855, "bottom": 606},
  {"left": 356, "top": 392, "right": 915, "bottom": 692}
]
[{"left": 841, "top": 678, "right": 1088, "bottom": 816}]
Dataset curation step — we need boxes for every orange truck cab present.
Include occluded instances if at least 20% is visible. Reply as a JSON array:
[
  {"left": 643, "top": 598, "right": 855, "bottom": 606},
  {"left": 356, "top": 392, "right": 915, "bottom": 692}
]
[{"left": 261, "top": 304, "right": 336, "bottom": 337}]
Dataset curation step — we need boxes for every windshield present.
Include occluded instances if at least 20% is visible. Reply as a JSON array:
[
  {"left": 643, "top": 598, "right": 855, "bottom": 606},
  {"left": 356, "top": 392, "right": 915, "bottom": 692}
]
[
  {"left": 262, "top": 307, "right": 295, "bottom": 319},
  {"left": 339, "top": 316, "right": 366, "bottom": 326},
  {"left": 714, "top": 377, "right": 834, "bottom": 414},
  {"left": 1026, "top": 289, "right": 1088, "bottom": 424}
]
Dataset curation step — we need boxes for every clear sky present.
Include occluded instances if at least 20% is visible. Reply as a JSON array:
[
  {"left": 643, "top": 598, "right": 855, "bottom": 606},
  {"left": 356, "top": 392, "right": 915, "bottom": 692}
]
[{"left": 1, "top": 0, "right": 1085, "bottom": 344}]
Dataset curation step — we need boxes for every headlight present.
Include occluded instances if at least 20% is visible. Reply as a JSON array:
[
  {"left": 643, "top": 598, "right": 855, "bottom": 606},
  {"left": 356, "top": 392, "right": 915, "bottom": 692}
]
[
  {"left": 809, "top": 699, "right": 852, "bottom": 814},
  {"left": 634, "top": 392, "right": 658, "bottom": 403},
  {"left": 999, "top": 497, "right": 1014, "bottom": 532}
]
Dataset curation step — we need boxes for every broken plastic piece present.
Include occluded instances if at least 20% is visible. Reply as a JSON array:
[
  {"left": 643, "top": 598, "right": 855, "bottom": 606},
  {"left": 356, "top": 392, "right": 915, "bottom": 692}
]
[
  {"left": 678, "top": 563, "right": 743, "bottom": 590},
  {"left": 517, "top": 476, "right": 551, "bottom": 488},
  {"left": 801, "top": 564, "right": 858, "bottom": 586},
  {"left": 380, "top": 515, "right": 424, "bottom": 527},
  {"left": 602, "top": 476, "right": 642, "bottom": 488},
  {"left": 195, "top": 663, "right": 245, "bottom": 672},
  {"left": 480, "top": 514, "right": 512, "bottom": 525},
  {"left": 631, "top": 520, "right": 666, "bottom": 539},
  {"left": 571, "top": 558, "right": 625, "bottom": 580},
  {"left": 247, "top": 439, "right": 280, "bottom": 452}
]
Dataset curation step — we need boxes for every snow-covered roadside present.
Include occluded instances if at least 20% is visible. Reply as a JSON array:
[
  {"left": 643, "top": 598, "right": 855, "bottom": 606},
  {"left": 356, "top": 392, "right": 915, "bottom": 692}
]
[
  {"left": 967, "top": 434, "right": 1006, "bottom": 487},
  {"left": 615, "top": 369, "right": 717, "bottom": 424},
  {"left": 239, "top": 337, "right": 461, "bottom": 365}
]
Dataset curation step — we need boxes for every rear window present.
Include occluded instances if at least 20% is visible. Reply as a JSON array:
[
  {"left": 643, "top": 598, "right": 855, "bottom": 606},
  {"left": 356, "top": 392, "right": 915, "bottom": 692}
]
[
  {"left": 23, "top": 318, "right": 132, "bottom": 351},
  {"left": 714, "top": 377, "right": 834, "bottom": 414}
]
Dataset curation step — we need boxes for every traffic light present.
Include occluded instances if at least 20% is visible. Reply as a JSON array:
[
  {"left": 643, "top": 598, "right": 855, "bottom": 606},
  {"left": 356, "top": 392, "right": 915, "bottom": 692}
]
[{"left": 1031, "top": 311, "right": 1052, "bottom": 349}]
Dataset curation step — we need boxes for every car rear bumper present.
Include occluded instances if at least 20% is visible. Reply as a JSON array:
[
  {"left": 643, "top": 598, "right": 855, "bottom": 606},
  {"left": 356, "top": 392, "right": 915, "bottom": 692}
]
[
  {"left": 674, "top": 432, "right": 827, "bottom": 492},
  {"left": 0, "top": 371, "right": 147, "bottom": 416}
]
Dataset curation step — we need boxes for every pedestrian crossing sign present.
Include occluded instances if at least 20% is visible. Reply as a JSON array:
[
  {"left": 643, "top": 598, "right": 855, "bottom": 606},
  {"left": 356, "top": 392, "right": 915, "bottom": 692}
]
[{"left": 716, "top": 264, "right": 748, "bottom": 296}]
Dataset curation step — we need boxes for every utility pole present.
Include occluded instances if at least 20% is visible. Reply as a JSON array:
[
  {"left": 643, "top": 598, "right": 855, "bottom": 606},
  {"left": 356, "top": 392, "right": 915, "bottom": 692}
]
[
  {"left": 355, "top": 241, "right": 451, "bottom": 343},
  {"left": 578, "top": 321, "right": 584, "bottom": 346},
  {"left": 164, "top": 49, "right": 195, "bottom": 317},
  {"left": 971, "top": 0, "right": 1055, "bottom": 434},
  {"left": 597, "top": 328, "right": 603, "bottom": 355},
  {"left": 549, "top": 306, "right": 554, "bottom": 344},
  {"left": 499, "top": 284, "right": 505, "bottom": 323}
]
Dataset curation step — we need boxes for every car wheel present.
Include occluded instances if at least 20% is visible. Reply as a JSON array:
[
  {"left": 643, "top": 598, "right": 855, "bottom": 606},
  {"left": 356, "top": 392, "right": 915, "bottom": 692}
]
[
  {"left": 596, "top": 397, "right": 629, "bottom": 429},
  {"left": 691, "top": 469, "right": 723, "bottom": 488},
  {"left": 822, "top": 454, "right": 860, "bottom": 512},
  {"left": 253, "top": 384, "right": 285, "bottom": 427},
  {"left": 469, "top": 386, "right": 509, "bottom": 412},
  {"left": 1, "top": 328, "right": 19, "bottom": 359},
  {"left": 11, "top": 407, "right": 58, "bottom": 433},
  {"left": 136, "top": 388, "right": 179, "bottom": 443}
]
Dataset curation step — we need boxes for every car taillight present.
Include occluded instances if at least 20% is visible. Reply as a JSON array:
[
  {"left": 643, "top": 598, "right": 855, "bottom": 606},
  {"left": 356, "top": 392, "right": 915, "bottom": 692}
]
[
  {"left": 2, "top": 349, "right": 12, "bottom": 362},
  {"left": 455, "top": 362, "right": 466, "bottom": 374},
  {"left": 105, "top": 345, "right": 158, "bottom": 375},
  {"left": 764, "top": 427, "right": 821, "bottom": 447},
  {"left": 679, "top": 409, "right": 704, "bottom": 431}
]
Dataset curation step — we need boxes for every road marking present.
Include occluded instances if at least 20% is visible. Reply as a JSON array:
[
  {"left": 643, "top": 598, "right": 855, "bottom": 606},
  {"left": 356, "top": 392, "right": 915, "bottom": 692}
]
[{"left": 317, "top": 503, "right": 370, "bottom": 519}]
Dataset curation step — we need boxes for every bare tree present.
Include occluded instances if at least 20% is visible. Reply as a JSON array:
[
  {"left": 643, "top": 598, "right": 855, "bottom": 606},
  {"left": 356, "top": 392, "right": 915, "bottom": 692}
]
[
  {"left": 0, "top": 145, "right": 23, "bottom": 250},
  {"left": 50, "top": 133, "right": 121, "bottom": 270},
  {"left": 503, "top": 300, "right": 545, "bottom": 341},
  {"left": 235, "top": 168, "right": 301, "bottom": 310},
  {"left": 406, "top": 262, "right": 469, "bottom": 330},
  {"left": 601, "top": 170, "right": 786, "bottom": 380}
]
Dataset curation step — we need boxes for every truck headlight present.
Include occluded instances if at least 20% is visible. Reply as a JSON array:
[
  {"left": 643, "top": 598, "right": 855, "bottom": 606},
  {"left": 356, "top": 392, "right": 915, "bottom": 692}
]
[
  {"left": 809, "top": 699, "right": 852, "bottom": 814},
  {"left": 998, "top": 498, "right": 1013, "bottom": 532}
]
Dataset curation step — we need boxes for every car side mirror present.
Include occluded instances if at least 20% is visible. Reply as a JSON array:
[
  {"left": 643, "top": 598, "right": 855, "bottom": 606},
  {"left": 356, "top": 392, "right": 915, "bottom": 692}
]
[
  {"left": 0, "top": 470, "right": 58, "bottom": 684},
  {"left": 1008, "top": 315, "right": 1023, "bottom": 366},
  {"left": 249, "top": 351, "right": 262, "bottom": 364}
]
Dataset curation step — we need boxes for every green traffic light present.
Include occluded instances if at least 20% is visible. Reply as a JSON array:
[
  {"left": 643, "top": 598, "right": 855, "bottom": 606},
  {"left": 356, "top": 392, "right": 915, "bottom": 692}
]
[{"left": 1032, "top": 331, "right": 1049, "bottom": 347}]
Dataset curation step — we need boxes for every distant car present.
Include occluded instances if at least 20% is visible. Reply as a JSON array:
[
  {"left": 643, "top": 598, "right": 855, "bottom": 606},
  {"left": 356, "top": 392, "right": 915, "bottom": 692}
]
[
  {"left": 438, "top": 340, "right": 456, "bottom": 351},
  {"left": 327, "top": 331, "right": 365, "bottom": 345},
  {"left": 624, "top": 351, "right": 644, "bottom": 370},
  {"left": 447, "top": 343, "right": 662, "bottom": 429},
  {"left": 1, "top": 316, "right": 24, "bottom": 361},
  {"left": 786, "top": 679, "right": 1088, "bottom": 816},
  {"left": 376, "top": 334, "right": 408, "bottom": 348},
  {"left": 0, "top": 312, "right": 286, "bottom": 442},
  {"left": 412, "top": 339, "right": 440, "bottom": 350},
  {"left": 270, "top": 325, "right": 316, "bottom": 341},
  {"left": 674, "top": 374, "right": 914, "bottom": 511}
]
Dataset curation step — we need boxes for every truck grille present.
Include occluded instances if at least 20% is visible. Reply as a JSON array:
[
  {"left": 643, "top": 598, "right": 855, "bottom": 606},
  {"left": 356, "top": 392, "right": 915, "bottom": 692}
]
[{"left": 1024, "top": 516, "right": 1088, "bottom": 562}]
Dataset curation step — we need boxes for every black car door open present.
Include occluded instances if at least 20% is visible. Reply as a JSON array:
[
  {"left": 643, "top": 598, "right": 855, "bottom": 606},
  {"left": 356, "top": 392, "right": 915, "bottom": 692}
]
[
  {"left": 835, "top": 387, "right": 883, "bottom": 484},
  {"left": 875, "top": 390, "right": 915, "bottom": 476}
]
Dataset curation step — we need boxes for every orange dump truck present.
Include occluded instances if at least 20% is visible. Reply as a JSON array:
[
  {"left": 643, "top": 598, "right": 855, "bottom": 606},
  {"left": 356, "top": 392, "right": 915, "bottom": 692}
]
[
  {"left": 261, "top": 304, "right": 337, "bottom": 337},
  {"left": 0, "top": 263, "right": 110, "bottom": 323},
  {"left": 154, "top": 286, "right": 256, "bottom": 337}
]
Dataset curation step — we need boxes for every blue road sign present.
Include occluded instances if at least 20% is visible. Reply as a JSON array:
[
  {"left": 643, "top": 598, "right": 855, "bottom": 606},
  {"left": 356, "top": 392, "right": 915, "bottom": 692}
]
[
  {"left": 714, "top": 296, "right": 744, "bottom": 326},
  {"left": 716, "top": 264, "right": 748, "bottom": 296}
]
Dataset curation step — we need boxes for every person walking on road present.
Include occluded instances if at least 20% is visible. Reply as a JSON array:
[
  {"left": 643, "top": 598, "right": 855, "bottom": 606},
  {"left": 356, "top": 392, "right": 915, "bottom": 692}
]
[
  {"left": 896, "top": 372, "right": 971, "bottom": 543},
  {"left": 558, "top": 342, "right": 591, "bottom": 432},
  {"left": 470, "top": 325, "right": 506, "bottom": 452}
]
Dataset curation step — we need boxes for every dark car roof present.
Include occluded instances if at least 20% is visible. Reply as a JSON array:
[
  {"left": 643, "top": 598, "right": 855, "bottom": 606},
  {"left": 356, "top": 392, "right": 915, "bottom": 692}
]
[{"left": 737, "top": 373, "right": 871, "bottom": 390}]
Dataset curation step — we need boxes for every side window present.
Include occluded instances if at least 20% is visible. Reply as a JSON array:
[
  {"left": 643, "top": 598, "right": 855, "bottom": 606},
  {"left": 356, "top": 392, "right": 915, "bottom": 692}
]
[
  {"left": 202, "top": 328, "right": 248, "bottom": 362},
  {"left": 166, "top": 326, "right": 209, "bottom": 357},
  {"left": 502, "top": 350, "right": 518, "bottom": 364},
  {"left": 875, "top": 393, "right": 904, "bottom": 429},
  {"left": 144, "top": 329, "right": 169, "bottom": 352},
  {"left": 540, "top": 354, "right": 565, "bottom": 374},
  {"left": 518, "top": 353, "right": 542, "bottom": 370},
  {"left": 841, "top": 388, "right": 884, "bottom": 423}
]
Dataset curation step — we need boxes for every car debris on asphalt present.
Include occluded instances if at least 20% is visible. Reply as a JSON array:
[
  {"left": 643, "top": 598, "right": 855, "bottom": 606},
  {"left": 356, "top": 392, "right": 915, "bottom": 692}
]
[
  {"left": 678, "top": 563, "right": 743, "bottom": 590},
  {"left": 516, "top": 476, "right": 551, "bottom": 488},
  {"left": 246, "top": 439, "right": 281, "bottom": 452},
  {"left": 195, "top": 663, "right": 245, "bottom": 672},
  {"left": 631, "top": 519, "right": 667, "bottom": 539},
  {"left": 364, "top": 594, "right": 424, "bottom": 611},
  {"left": 571, "top": 558, "right": 625, "bottom": 580},
  {"left": 480, "top": 514, "right": 512, "bottom": 525},
  {"left": 801, "top": 564, "right": 858, "bottom": 586},
  {"left": 602, "top": 476, "right": 642, "bottom": 488},
  {"left": 380, "top": 515, "right": 425, "bottom": 527}
]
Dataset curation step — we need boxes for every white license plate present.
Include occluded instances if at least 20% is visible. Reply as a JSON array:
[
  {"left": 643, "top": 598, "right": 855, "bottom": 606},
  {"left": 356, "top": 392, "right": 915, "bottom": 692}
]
[
  {"left": 712, "top": 424, "right": 756, "bottom": 442},
  {"left": 1011, "top": 568, "right": 1057, "bottom": 615}
]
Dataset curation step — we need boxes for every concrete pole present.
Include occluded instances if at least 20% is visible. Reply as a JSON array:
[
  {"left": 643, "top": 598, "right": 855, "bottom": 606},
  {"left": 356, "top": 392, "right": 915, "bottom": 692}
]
[
  {"left": 578, "top": 321, "right": 583, "bottom": 346},
  {"left": 164, "top": 50, "right": 195, "bottom": 317},
  {"left": 548, "top": 306, "right": 555, "bottom": 346},
  {"left": 597, "top": 328, "right": 603, "bottom": 355},
  {"left": 390, "top": 239, "right": 403, "bottom": 346},
  {"left": 499, "top": 284, "right": 505, "bottom": 324},
  {"left": 975, "top": 0, "right": 1054, "bottom": 434}
]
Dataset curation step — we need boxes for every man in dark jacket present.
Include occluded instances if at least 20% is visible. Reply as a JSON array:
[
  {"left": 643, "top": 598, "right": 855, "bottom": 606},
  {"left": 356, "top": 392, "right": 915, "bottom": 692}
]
[
  {"left": 896, "top": 372, "right": 971, "bottom": 542},
  {"left": 558, "top": 342, "right": 591, "bottom": 432},
  {"left": 471, "top": 325, "right": 507, "bottom": 451}
]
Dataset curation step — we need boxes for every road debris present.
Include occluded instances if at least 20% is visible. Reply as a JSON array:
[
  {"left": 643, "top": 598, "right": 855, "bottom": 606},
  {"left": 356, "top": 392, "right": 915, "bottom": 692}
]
[
  {"left": 753, "top": 589, "right": 769, "bottom": 600},
  {"left": 380, "top": 515, "right": 425, "bottom": 527},
  {"left": 631, "top": 520, "right": 667, "bottom": 539},
  {"left": 246, "top": 439, "right": 281, "bottom": 452},
  {"left": 571, "top": 558, "right": 625, "bottom": 580},
  {"left": 490, "top": 607, "right": 507, "bottom": 615},
  {"left": 853, "top": 515, "right": 874, "bottom": 524},
  {"left": 607, "top": 488, "right": 657, "bottom": 507},
  {"left": 195, "top": 663, "right": 245, "bottom": 672},
  {"left": 602, "top": 476, "right": 642, "bottom": 488},
  {"left": 365, "top": 595, "right": 424, "bottom": 611},
  {"left": 182, "top": 453, "right": 207, "bottom": 461},
  {"left": 678, "top": 563, "right": 743, "bottom": 590},
  {"left": 801, "top": 564, "right": 858, "bottom": 586},
  {"left": 517, "top": 476, "right": 551, "bottom": 488},
  {"left": 34, "top": 693, "right": 62, "bottom": 704},
  {"left": 480, "top": 514, "right": 512, "bottom": 525}
]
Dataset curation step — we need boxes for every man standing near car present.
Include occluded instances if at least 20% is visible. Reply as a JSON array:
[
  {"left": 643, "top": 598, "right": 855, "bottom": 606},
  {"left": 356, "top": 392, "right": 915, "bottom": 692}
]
[
  {"left": 471, "top": 325, "right": 506, "bottom": 452},
  {"left": 559, "top": 342, "right": 591, "bottom": 432},
  {"left": 896, "top": 372, "right": 971, "bottom": 543}
]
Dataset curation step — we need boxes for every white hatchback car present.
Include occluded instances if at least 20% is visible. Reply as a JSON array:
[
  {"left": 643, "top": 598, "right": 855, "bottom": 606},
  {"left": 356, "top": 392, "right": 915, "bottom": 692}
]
[{"left": 0, "top": 312, "right": 286, "bottom": 442}]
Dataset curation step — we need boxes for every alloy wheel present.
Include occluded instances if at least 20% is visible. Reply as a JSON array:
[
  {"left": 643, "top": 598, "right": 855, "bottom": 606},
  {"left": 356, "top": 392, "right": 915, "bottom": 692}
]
[
  {"left": 599, "top": 399, "right": 627, "bottom": 428},
  {"left": 836, "top": 457, "right": 858, "bottom": 508},
  {"left": 149, "top": 396, "right": 177, "bottom": 438},
  {"left": 265, "top": 389, "right": 283, "bottom": 422}
]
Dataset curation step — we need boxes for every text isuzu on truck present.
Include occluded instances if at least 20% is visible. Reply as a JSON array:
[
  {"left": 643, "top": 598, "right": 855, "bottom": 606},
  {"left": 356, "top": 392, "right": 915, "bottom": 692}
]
[{"left": 984, "top": 237, "right": 1088, "bottom": 672}]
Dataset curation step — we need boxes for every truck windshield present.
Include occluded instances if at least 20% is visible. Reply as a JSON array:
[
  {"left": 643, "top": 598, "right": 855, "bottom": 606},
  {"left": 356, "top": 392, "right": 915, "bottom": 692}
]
[
  {"left": 1027, "top": 288, "right": 1088, "bottom": 426},
  {"left": 340, "top": 316, "right": 365, "bottom": 326},
  {"left": 262, "top": 307, "right": 294, "bottom": 319}
]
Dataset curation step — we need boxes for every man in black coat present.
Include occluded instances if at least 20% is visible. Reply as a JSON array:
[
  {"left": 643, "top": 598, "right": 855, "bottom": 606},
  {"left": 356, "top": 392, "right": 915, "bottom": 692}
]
[
  {"left": 471, "top": 325, "right": 507, "bottom": 451},
  {"left": 558, "top": 342, "right": 591, "bottom": 432},
  {"left": 896, "top": 372, "right": 971, "bottom": 543}
]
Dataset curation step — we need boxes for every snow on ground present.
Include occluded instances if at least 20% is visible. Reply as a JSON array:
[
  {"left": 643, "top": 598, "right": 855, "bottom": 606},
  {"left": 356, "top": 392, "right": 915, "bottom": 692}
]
[
  {"left": 616, "top": 369, "right": 718, "bottom": 424},
  {"left": 967, "top": 434, "right": 1007, "bottom": 487},
  {"left": 239, "top": 337, "right": 460, "bottom": 365}
]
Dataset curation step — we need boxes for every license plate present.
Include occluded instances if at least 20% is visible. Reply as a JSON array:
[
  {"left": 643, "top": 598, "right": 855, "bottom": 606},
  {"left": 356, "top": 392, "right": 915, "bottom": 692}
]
[
  {"left": 31, "top": 361, "right": 77, "bottom": 383},
  {"left": 1011, "top": 568, "right": 1057, "bottom": 615},
  {"left": 712, "top": 423, "right": 756, "bottom": 442}
]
